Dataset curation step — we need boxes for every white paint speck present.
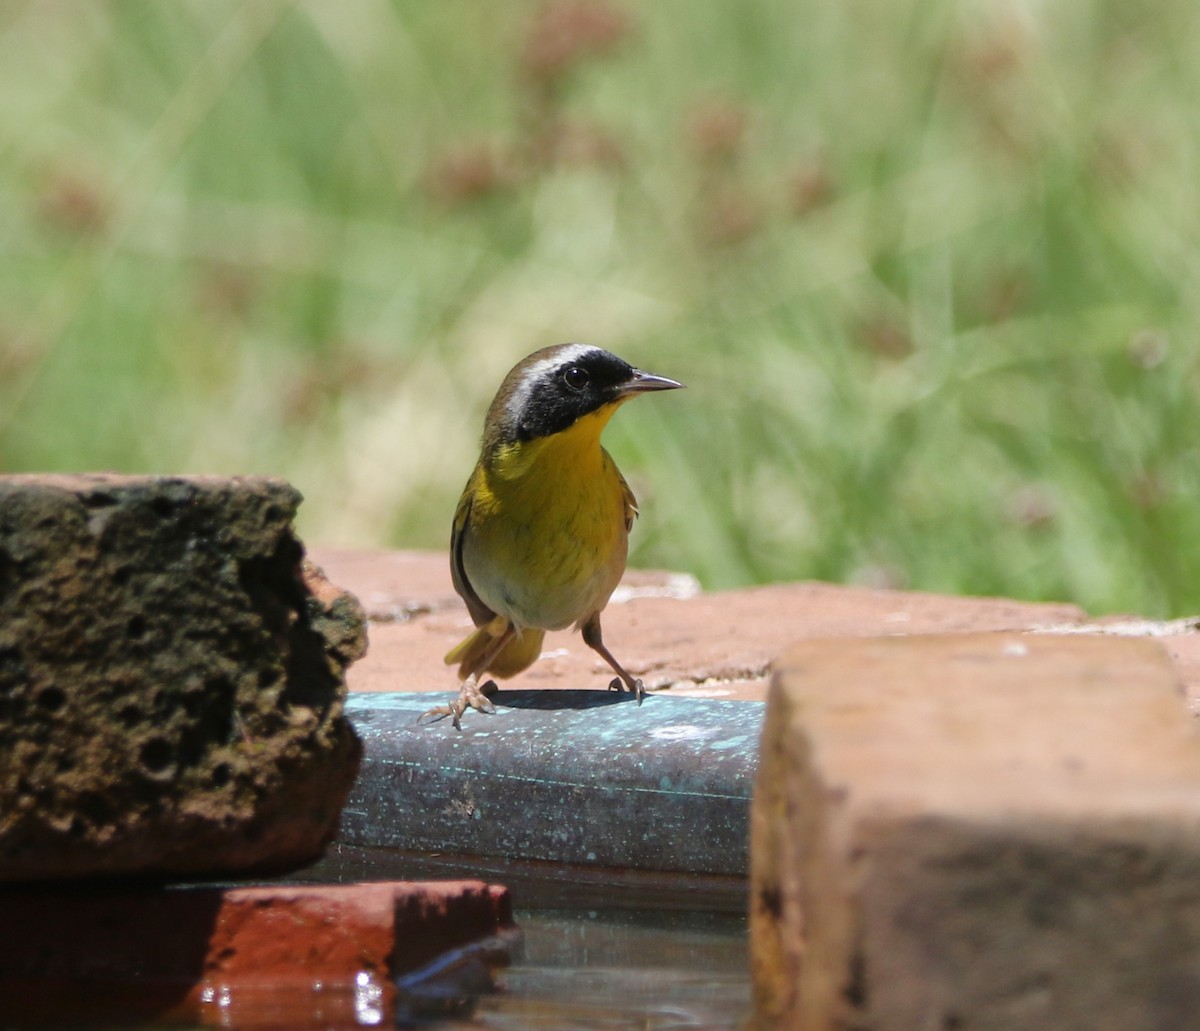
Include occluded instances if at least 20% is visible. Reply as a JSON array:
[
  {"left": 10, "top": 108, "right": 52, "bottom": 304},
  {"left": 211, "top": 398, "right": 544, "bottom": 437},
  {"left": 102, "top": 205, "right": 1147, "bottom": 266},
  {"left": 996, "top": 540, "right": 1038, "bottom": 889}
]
[{"left": 649, "top": 724, "right": 710, "bottom": 742}]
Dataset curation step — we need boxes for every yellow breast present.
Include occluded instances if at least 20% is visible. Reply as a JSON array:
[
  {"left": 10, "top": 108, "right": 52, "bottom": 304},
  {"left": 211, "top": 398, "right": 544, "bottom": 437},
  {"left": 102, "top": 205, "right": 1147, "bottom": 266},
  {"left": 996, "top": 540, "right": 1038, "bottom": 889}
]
[{"left": 461, "top": 407, "right": 630, "bottom": 631}]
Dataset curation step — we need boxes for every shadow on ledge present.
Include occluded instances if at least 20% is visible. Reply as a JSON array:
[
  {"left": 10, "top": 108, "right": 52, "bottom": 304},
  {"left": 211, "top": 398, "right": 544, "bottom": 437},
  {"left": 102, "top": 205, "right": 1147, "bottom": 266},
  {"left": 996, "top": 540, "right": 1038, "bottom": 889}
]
[{"left": 488, "top": 688, "right": 637, "bottom": 711}]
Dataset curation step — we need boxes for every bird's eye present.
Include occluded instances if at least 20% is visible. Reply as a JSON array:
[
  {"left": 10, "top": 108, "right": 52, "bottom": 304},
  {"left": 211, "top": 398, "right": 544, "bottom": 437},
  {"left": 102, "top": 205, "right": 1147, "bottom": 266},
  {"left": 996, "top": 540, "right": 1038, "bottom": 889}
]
[{"left": 562, "top": 366, "right": 589, "bottom": 391}]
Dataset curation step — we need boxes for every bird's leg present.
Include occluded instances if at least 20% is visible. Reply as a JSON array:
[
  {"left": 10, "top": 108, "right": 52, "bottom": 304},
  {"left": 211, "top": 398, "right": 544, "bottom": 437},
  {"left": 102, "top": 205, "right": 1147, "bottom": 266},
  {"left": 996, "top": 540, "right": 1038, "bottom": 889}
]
[
  {"left": 581, "top": 613, "right": 644, "bottom": 705},
  {"left": 421, "top": 622, "right": 515, "bottom": 729}
]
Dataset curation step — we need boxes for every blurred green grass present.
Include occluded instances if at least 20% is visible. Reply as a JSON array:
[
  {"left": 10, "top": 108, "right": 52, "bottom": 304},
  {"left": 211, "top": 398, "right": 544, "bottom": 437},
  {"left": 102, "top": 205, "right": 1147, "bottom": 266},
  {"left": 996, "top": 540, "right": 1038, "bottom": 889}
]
[{"left": 2, "top": 0, "right": 1199, "bottom": 616}]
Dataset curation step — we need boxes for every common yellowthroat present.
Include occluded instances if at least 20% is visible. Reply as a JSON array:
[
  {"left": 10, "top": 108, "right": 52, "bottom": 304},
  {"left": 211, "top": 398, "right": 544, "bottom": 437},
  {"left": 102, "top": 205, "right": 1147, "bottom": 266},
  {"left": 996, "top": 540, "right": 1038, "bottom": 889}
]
[{"left": 425, "top": 343, "right": 683, "bottom": 728}]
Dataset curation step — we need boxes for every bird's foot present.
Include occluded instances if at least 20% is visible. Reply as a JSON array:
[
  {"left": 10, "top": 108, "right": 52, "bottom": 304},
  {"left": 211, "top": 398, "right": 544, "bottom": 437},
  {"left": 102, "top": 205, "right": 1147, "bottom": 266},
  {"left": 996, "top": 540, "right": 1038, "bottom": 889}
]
[
  {"left": 419, "top": 675, "right": 497, "bottom": 730},
  {"left": 607, "top": 675, "right": 645, "bottom": 705}
]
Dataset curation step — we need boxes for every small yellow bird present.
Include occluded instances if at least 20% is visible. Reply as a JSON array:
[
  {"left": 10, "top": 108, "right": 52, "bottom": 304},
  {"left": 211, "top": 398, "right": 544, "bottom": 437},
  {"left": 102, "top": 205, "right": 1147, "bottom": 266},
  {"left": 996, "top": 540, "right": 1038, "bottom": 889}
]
[{"left": 425, "top": 343, "right": 683, "bottom": 728}]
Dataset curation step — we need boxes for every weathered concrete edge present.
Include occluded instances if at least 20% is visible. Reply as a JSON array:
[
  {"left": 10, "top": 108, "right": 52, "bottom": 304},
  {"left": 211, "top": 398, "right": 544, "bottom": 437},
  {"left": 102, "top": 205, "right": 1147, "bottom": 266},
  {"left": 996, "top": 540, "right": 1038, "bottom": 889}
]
[{"left": 335, "top": 691, "right": 763, "bottom": 877}]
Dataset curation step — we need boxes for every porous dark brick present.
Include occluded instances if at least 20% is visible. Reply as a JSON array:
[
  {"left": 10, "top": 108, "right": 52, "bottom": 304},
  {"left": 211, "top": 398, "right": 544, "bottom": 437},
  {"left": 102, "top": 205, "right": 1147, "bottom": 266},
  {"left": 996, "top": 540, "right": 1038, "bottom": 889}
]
[{"left": 0, "top": 474, "right": 364, "bottom": 881}]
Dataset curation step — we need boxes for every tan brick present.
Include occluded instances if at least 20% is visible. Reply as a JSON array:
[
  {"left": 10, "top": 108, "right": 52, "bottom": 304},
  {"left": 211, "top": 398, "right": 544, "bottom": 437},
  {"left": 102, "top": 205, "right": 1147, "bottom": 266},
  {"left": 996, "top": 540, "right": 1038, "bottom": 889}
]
[{"left": 750, "top": 632, "right": 1200, "bottom": 1031}]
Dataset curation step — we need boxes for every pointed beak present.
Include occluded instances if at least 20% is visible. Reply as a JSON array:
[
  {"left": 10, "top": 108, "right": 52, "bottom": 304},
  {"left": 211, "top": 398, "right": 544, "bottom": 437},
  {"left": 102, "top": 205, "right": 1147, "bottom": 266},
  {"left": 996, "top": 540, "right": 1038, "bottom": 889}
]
[{"left": 618, "top": 368, "right": 686, "bottom": 397}]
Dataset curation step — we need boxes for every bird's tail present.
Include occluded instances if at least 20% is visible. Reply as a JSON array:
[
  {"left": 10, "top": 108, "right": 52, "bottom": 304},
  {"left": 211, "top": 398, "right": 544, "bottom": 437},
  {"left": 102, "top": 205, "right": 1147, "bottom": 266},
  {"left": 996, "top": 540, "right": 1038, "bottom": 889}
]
[{"left": 445, "top": 625, "right": 545, "bottom": 680}]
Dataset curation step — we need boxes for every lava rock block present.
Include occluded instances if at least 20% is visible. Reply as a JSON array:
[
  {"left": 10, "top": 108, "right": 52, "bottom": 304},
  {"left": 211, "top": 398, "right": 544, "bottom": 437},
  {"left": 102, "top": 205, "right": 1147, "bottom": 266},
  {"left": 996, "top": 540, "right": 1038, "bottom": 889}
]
[{"left": 0, "top": 474, "right": 365, "bottom": 881}]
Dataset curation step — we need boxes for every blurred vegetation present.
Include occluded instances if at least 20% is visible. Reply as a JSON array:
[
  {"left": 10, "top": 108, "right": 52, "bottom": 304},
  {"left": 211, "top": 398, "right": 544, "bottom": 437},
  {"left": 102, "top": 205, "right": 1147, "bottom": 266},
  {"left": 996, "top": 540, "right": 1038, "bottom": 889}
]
[{"left": 2, "top": 0, "right": 1199, "bottom": 616}]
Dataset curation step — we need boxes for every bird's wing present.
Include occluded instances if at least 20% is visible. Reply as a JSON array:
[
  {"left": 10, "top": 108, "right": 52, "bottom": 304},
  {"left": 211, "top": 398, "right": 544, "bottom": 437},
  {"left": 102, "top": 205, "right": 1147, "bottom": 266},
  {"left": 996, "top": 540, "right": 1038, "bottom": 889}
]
[
  {"left": 450, "top": 473, "right": 497, "bottom": 629},
  {"left": 619, "top": 468, "right": 639, "bottom": 534}
]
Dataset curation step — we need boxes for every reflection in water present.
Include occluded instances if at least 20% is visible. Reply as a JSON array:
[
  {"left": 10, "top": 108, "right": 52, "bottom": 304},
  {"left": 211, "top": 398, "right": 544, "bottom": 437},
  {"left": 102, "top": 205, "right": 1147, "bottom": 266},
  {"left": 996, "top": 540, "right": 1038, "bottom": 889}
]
[
  {"left": 353, "top": 970, "right": 386, "bottom": 1026},
  {"left": 124, "top": 907, "right": 750, "bottom": 1029},
  {"left": 395, "top": 932, "right": 518, "bottom": 1024},
  {"left": 464, "top": 909, "right": 750, "bottom": 1030}
]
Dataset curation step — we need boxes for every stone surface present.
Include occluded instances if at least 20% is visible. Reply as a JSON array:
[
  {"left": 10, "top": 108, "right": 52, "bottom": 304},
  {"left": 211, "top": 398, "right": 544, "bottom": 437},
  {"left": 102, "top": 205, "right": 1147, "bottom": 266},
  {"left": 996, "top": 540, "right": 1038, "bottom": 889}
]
[
  {"left": 0, "top": 474, "right": 364, "bottom": 881},
  {"left": 311, "top": 548, "right": 1094, "bottom": 703},
  {"left": 750, "top": 632, "right": 1200, "bottom": 1031},
  {"left": 0, "top": 879, "right": 516, "bottom": 1026}
]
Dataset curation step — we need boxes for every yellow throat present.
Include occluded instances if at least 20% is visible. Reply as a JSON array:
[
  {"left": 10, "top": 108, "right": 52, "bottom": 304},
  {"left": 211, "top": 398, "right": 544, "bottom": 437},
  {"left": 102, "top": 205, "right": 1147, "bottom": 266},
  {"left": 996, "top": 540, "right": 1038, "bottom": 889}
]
[{"left": 465, "top": 402, "right": 630, "bottom": 631}]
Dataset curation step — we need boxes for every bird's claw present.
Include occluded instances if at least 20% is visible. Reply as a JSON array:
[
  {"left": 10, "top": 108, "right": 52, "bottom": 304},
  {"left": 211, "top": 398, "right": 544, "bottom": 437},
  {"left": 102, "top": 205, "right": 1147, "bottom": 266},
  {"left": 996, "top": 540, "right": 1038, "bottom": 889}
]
[
  {"left": 607, "top": 676, "right": 645, "bottom": 705},
  {"left": 419, "top": 677, "right": 497, "bottom": 730}
]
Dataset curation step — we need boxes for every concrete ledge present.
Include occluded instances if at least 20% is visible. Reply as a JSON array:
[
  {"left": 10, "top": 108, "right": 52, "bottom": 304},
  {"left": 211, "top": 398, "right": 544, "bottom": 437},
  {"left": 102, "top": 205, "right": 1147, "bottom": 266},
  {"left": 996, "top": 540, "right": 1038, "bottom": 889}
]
[
  {"left": 750, "top": 632, "right": 1200, "bottom": 1030},
  {"left": 319, "top": 691, "right": 760, "bottom": 898}
]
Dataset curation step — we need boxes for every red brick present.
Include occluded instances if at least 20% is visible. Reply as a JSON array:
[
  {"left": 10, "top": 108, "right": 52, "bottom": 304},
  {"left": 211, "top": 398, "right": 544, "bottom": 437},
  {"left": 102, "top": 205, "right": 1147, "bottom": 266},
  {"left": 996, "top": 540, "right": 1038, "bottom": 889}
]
[{"left": 0, "top": 880, "right": 516, "bottom": 1026}]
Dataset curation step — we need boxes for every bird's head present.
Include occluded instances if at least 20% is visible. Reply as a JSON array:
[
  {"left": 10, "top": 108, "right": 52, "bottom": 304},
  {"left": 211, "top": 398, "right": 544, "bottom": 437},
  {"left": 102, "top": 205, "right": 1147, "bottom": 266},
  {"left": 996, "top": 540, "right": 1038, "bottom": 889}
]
[{"left": 483, "top": 343, "right": 683, "bottom": 449}]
